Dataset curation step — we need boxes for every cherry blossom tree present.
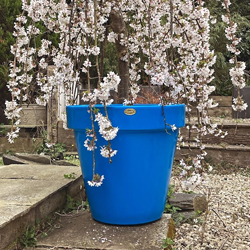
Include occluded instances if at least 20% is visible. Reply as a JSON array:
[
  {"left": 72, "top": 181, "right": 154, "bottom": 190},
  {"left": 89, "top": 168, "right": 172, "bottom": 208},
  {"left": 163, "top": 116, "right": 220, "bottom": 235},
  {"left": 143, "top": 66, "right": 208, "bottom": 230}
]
[{"left": 5, "top": 0, "right": 246, "bottom": 187}]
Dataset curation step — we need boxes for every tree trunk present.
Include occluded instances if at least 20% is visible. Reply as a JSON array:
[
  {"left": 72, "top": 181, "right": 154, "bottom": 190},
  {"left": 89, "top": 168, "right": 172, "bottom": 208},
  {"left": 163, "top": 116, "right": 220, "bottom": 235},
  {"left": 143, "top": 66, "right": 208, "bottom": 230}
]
[{"left": 110, "top": 10, "right": 129, "bottom": 103}]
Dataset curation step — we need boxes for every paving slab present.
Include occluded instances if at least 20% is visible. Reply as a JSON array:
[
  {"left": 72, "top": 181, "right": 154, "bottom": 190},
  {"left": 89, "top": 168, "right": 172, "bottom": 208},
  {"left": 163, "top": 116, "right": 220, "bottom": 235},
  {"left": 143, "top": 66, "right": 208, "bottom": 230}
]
[
  {"left": 36, "top": 211, "right": 172, "bottom": 250},
  {"left": 15, "top": 153, "right": 52, "bottom": 164},
  {"left": 2, "top": 154, "right": 26, "bottom": 165},
  {"left": 0, "top": 164, "right": 83, "bottom": 250}
]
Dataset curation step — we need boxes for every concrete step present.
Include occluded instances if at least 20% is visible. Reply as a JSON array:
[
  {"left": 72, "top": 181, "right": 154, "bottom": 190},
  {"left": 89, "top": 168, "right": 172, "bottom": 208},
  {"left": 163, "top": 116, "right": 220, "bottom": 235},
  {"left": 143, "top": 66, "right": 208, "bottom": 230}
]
[
  {"left": 0, "top": 164, "right": 83, "bottom": 250},
  {"left": 0, "top": 164, "right": 174, "bottom": 250},
  {"left": 35, "top": 211, "right": 173, "bottom": 250}
]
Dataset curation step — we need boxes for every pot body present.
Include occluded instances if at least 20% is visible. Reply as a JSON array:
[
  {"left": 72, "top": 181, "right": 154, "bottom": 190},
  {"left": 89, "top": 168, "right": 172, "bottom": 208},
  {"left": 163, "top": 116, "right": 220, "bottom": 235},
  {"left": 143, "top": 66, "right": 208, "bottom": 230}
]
[{"left": 67, "top": 104, "right": 185, "bottom": 225}]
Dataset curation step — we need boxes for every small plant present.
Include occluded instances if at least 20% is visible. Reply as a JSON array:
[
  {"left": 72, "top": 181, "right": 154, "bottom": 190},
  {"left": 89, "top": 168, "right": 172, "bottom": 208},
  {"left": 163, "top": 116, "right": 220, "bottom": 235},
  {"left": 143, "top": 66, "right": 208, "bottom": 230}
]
[
  {"left": 5, "top": 149, "right": 14, "bottom": 155},
  {"left": 37, "top": 130, "right": 66, "bottom": 160},
  {"left": 40, "top": 232, "right": 48, "bottom": 239},
  {"left": 162, "top": 237, "right": 176, "bottom": 250},
  {"left": 63, "top": 195, "right": 89, "bottom": 213},
  {"left": 36, "top": 214, "right": 61, "bottom": 239},
  {"left": 64, "top": 172, "right": 77, "bottom": 179},
  {"left": 18, "top": 226, "right": 37, "bottom": 248},
  {"left": 64, "top": 154, "right": 80, "bottom": 166},
  {"left": 164, "top": 203, "right": 182, "bottom": 214},
  {"left": 0, "top": 157, "right": 3, "bottom": 166},
  {"left": 164, "top": 184, "right": 204, "bottom": 227},
  {"left": 167, "top": 184, "right": 175, "bottom": 199},
  {"left": 171, "top": 212, "right": 186, "bottom": 227},
  {"left": 182, "top": 190, "right": 195, "bottom": 194},
  {"left": 164, "top": 184, "right": 182, "bottom": 214},
  {"left": 65, "top": 195, "right": 75, "bottom": 212},
  {"left": 219, "top": 113, "right": 226, "bottom": 119}
]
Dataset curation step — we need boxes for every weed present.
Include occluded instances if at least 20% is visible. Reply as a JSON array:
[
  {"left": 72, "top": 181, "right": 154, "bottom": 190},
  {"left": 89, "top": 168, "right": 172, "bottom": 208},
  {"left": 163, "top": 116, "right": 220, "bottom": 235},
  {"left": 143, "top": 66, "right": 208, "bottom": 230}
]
[
  {"left": 167, "top": 184, "right": 175, "bottom": 199},
  {"left": 164, "top": 184, "right": 186, "bottom": 227},
  {"left": 164, "top": 203, "right": 182, "bottom": 214},
  {"left": 64, "top": 195, "right": 89, "bottom": 213},
  {"left": 64, "top": 154, "right": 80, "bottom": 166},
  {"left": 14, "top": 212, "right": 61, "bottom": 248},
  {"left": 182, "top": 190, "right": 195, "bottom": 194},
  {"left": 171, "top": 212, "right": 186, "bottom": 227},
  {"left": 18, "top": 226, "right": 37, "bottom": 248},
  {"left": 41, "top": 232, "right": 48, "bottom": 239},
  {"left": 37, "top": 130, "right": 66, "bottom": 160},
  {"left": 5, "top": 149, "right": 14, "bottom": 155},
  {"left": 64, "top": 172, "right": 77, "bottom": 179},
  {"left": 34, "top": 213, "right": 62, "bottom": 242},
  {"left": 164, "top": 184, "right": 182, "bottom": 214},
  {"left": 65, "top": 195, "right": 75, "bottom": 211},
  {"left": 174, "top": 210, "right": 205, "bottom": 227},
  {"left": 0, "top": 157, "right": 3, "bottom": 166},
  {"left": 162, "top": 237, "right": 176, "bottom": 250}
]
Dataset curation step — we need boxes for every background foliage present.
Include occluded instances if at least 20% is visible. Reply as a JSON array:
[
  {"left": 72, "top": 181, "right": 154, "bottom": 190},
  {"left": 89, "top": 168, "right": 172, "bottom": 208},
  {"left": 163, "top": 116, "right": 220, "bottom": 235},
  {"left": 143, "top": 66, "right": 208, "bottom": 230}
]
[
  {"left": 206, "top": 0, "right": 250, "bottom": 95},
  {"left": 0, "top": 0, "right": 22, "bottom": 123},
  {"left": 0, "top": 0, "right": 249, "bottom": 109}
]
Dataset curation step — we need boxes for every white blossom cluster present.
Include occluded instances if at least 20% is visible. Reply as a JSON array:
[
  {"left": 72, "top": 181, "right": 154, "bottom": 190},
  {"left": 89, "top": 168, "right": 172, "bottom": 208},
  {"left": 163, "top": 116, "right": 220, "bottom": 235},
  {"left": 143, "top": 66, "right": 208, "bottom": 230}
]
[
  {"left": 84, "top": 128, "right": 97, "bottom": 152},
  {"left": 87, "top": 174, "right": 104, "bottom": 187},
  {"left": 179, "top": 150, "right": 213, "bottom": 191},
  {"left": 94, "top": 113, "right": 118, "bottom": 160},
  {"left": 95, "top": 113, "right": 118, "bottom": 141},
  {"left": 82, "top": 72, "right": 120, "bottom": 105},
  {"left": 4, "top": 101, "right": 22, "bottom": 143}
]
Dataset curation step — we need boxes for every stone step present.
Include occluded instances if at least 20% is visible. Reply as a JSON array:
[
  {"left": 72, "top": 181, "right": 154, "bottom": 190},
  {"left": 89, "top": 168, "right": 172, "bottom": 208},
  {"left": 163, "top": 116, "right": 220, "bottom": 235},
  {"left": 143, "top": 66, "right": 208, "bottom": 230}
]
[
  {"left": 0, "top": 163, "right": 174, "bottom": 250},
  {"left": 3, "top": 153, "right": 78, "bottom": 167},
  {"left": 15, "top": 153, "right": 51, "bottom": 164},
  {"left": 2, "top": 154, "right": 27, "bottom": 165},
  {"left": 168, "top": 193, "right": 207, "bottom": 212},
  {"left": 0, "top": 164, "right": 83, "bottom": 250},
  {"left": 175, "top": 143, "right": 250, "bottom": 166},
  {"left": 35, "top": 211, "right": 173, "bottom": 250}
]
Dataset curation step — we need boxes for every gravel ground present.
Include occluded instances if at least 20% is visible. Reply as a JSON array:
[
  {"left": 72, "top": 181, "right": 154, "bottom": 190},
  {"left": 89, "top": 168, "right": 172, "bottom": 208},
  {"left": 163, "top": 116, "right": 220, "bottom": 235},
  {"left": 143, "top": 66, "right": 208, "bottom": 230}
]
[{"left": 171, "top": 173, "right": 250, "bottom": 249}]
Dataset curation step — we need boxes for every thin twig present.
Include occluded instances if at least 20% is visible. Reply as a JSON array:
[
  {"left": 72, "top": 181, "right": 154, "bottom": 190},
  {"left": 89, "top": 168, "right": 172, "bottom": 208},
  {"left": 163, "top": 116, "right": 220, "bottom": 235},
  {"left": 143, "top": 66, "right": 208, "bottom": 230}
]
[
  {"left": 218, "top": 238, "right": 229, "bottom": 250},
  {"left": 211, "top": 209, "right": 227, "bottom": 228},
  {"left": 161, "top": 105, "right": 171, "bottom": 135}
]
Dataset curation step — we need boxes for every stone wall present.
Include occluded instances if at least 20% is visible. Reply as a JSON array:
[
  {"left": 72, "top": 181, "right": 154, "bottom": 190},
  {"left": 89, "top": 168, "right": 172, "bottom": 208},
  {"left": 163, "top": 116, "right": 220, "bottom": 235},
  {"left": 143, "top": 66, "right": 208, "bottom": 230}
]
[
  {"left": 189, "top": 96, "right": 232, "bottom": 118},
  {"left": 175, "top": 144, "right": 250, "bottom": 166},
  {"left": 57, "top": 121, "right": 77, "bottom": 152},
  {"left": 181, "top": 123, "right": 250, "bottom": 146},
  {"left": 208, "top": 96, "right": 232, "bottom": 117},
  {"left": 0, "top": 136, "right": 43, "bottom": 154}
]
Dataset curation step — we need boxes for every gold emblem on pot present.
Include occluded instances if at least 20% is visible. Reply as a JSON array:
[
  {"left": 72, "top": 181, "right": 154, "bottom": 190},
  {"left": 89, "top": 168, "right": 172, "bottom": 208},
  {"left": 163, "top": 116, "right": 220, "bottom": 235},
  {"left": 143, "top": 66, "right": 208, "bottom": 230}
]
[{"left": 124, "top": 108, "right": 136, "bottom": 115}]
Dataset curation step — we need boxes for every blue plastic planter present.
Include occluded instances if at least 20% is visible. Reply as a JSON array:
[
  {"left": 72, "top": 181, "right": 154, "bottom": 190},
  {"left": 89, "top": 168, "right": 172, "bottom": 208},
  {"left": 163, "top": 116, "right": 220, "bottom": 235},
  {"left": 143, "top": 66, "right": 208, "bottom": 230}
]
[{"left": 67, "top": 104, "right": 185, "bottom": 225}]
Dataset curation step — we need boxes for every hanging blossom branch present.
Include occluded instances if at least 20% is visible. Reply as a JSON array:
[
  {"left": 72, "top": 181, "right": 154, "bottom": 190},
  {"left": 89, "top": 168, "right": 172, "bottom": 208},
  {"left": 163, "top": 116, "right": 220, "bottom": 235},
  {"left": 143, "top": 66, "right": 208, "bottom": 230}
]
[
  {"left": 5, "top": 1, "right": 63, "bottom": 142},
  {"left": 81, "top": 1, "right": 120, "bottom": 187},
  {"left": 222, "top": 0, "right": 248, "bottom": 114},
  {"left": 82, "top": 72, "right": 120, "bottom": 187},
  {"left": 127, "top": 0, "right": 226, "bottom": 190},
  {"left": 170, "top": 1, "right": 218, "bottom": 190}
]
